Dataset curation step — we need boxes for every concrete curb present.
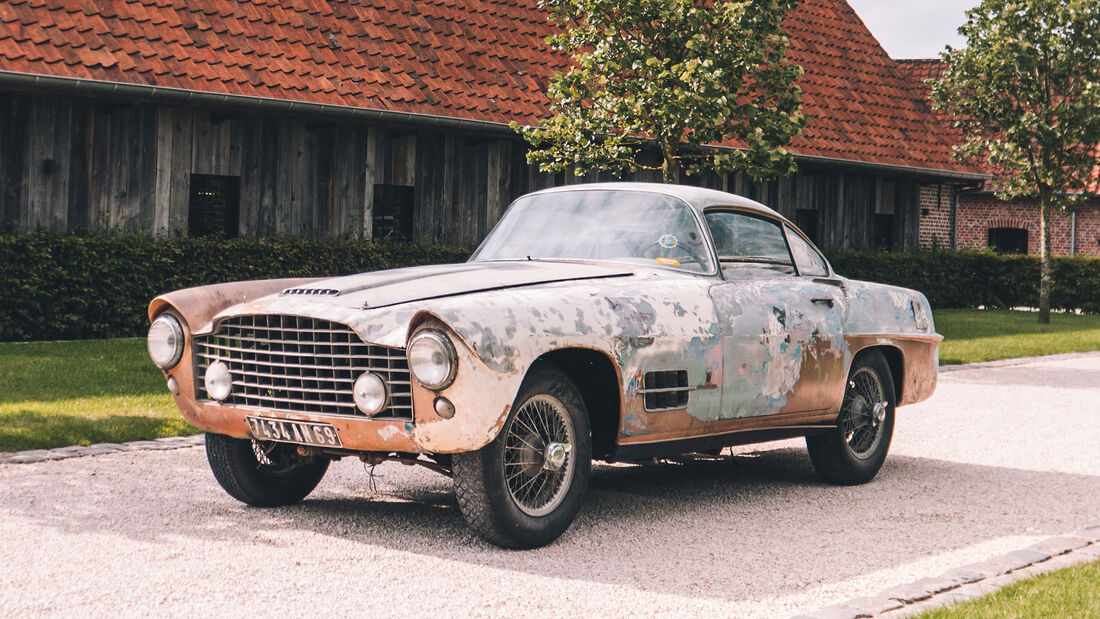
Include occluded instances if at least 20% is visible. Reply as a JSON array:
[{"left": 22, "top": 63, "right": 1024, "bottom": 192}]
[
  {"left": 793, "top": 524, "right": 1100, "bottom": 619},
  {"left": 0, "top": 434, "right": 204, "bottom": 465},
  {"left": 938, "top": 350, "right": 1100, "bottom": 373}
]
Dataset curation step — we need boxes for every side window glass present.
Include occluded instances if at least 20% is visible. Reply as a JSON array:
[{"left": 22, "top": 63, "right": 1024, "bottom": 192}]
[
  {"left": 786, "top": 225, "right": 829, "bottom": 277},
  {"left": 705, "top": 211, "right": 791, "bottom": 264}
]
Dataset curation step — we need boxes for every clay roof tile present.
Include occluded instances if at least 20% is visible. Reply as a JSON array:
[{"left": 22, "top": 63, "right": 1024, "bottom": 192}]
[{"left": 0, "top": 0, "right": 981, "bottom": 174}]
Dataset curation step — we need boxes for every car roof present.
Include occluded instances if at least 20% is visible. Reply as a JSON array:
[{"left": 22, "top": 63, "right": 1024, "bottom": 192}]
[{"left": 528, "top": 182, "right": 785, "bottom": 220}]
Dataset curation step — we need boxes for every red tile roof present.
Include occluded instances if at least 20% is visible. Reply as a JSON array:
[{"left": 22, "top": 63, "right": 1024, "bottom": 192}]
[
  {"left": 894, "top": 59, "right": 956, "bottom": 129},
  {"left": 0, "top": 0, "right": 982, "bottom": 177}
]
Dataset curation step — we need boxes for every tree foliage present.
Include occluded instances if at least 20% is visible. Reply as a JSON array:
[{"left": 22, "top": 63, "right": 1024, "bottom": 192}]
[
  {"left": 931, "top": 0, "right": 1100, "bottom": 322},
  {"left": 513, "top": 0, "right": 806, "bottom": 184}
]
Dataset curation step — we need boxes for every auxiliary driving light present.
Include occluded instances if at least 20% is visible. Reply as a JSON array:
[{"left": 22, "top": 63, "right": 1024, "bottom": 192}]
[
  {"left": 204, "top": 361, "right": 232, "bottom": 401},
  {"left": 353, "top": 372, "right": 388, "bottom": 415}
]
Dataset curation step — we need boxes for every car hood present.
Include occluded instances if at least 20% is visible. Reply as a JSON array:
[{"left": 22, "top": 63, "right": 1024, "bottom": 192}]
[{"left": 279, "top": 261, "right": 635, "bottom": 309}]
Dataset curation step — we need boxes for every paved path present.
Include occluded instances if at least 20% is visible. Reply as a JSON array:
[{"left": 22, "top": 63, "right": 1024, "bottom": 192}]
[{"left": 1, "top": 355, "right": 1098, "bottom": 617}]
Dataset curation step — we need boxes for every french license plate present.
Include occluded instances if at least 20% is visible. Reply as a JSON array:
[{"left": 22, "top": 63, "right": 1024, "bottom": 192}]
[{"left": 246, "top": 416, "right": 342, "bottom": 448}]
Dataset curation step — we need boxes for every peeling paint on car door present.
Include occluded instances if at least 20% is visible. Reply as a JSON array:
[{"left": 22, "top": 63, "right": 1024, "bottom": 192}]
[{"left": 710, "top": 274, "right": 846, "bottom": 419}]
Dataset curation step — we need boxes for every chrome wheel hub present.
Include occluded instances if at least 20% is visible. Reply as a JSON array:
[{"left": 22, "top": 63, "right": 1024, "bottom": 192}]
[
  {"left": 543, "top": 442, "right": 570, "bottom": 471},
  {"left": 872, "top": 401, "right": 887, "bottom": 426}
]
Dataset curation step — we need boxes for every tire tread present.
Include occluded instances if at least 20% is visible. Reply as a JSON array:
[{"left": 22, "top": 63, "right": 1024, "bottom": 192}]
[
  {"left": 205, "top": 433, "right": 329, "bottom": 507},
  {"left": 806, "top": 350, "right": 896, "bottom": 486}
]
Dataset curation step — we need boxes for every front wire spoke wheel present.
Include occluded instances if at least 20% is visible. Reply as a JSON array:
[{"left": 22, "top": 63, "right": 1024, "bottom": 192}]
[
  {"left": 205, "top": 433, "right": 330, "bottom": 507},
  {"left": 503, "top": 395, "right": 576, "bottom": 517},
  {"left": 451, "top": 365, "right": 592, "bottom": 548}
]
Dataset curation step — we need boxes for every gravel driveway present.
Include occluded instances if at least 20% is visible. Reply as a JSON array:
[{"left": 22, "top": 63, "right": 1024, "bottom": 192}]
[{"left": 2, "top": 355, "right": 1098, "bottom": 617}]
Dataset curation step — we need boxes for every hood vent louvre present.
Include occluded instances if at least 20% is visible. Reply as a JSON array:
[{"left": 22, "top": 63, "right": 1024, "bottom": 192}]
[{"left": 281, "top": 287, "right": 340, "bottom": 296}]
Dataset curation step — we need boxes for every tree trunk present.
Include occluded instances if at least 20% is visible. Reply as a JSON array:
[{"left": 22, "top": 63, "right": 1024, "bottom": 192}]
[
  {"left": 1038, "top": 189, "right": 1052, "bottom": 324},
  {"left": 660, "top": 140, "right": 679, "bottom": 184}
]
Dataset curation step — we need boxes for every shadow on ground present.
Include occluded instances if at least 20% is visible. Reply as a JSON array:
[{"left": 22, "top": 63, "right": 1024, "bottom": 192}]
[{"left": 3, "top": 444, "right": 1095, "bottom": 604}]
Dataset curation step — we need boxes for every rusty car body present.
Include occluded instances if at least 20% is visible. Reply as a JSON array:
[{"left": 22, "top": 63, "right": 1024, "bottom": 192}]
[{"left": 148, "top": 183, "right": 941, "bottom": 548}]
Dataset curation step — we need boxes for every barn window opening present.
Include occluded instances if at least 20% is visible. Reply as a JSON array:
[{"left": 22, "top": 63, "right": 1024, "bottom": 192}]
[
  {"left": 795, "top": 208, "right": 819, "bottom": 243},
  {"left": 873, "top": 214, "right": 895, "bottom": 248},
  {"left": 372, "top": 184, "right": 414, "bottom": 241},
  {"left": 988, "top": 227, "right": 1028, "bottom": 254},
  {"left": 188, "top": 174, "right": 240, "bottom": 238},
  {"left": 873, "top": 180, "right": 896, "bottom": 249}
]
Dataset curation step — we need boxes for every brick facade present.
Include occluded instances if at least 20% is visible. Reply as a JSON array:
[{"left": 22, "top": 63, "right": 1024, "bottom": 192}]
[
  {"left": 918, "top": 183, "right": 953, "bottom": 249},
  {"left": 955, "top": 194, "right": 1100, "bottom": 256}
]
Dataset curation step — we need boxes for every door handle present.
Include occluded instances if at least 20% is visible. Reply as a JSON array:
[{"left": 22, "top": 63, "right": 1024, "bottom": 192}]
[{"left": 811, "top": 298, "right": 834, "bottom": 307}]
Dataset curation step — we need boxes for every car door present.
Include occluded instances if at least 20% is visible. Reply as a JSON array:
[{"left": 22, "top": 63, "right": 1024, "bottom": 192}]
[
  {"left": 705, "top": 209, "right": 846, "bottom": 419},
  {"left": 780, "top": 225, "right": 848, "bottom": 413}
]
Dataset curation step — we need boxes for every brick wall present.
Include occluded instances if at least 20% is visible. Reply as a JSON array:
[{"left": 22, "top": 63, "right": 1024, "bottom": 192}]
[
  {"left": 956, "top": 194, "right": 1100, "bottom": 256},
  {"left": 918, "top": 183, "right": 952, "bottom": 249}
]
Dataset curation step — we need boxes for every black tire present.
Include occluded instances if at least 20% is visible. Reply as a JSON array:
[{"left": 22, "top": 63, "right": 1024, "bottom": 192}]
[
  {"left": 806, "top": 350, "right": 896, "bottom": 485},
  {"left": 205, "top": 433, "right": 330, "bottom": 507},
  {"left": 452, "top": 365, "right": 592, "bottom": 549}
]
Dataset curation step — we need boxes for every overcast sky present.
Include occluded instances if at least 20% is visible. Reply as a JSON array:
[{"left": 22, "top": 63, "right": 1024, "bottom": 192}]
[{"left": 845, "top": 1, "right": 982, "bottom": 59}]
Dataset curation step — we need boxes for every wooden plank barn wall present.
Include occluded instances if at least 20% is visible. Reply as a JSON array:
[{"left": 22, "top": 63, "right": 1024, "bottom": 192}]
[{"left": 1, "top": 90, "right": 923, "bottom": 250}]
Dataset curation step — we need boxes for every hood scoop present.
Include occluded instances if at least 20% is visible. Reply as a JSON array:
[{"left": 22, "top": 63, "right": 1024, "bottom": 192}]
[{"left": 281, "top": 287, "right": 340, "bottom": 296}]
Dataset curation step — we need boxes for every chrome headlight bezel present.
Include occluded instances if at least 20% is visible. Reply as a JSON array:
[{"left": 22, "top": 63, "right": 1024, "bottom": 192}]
[
  {"left": 407, "top": 330, "right": 458, "bottom": 391},
  {"left": 147, "top": 314, "right": 185, "bottom": 370}
]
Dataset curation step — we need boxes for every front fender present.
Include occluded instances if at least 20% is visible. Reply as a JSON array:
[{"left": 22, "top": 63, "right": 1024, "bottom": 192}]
[{"left": 409, "top": 314, "right": 530, "bottom": 453}]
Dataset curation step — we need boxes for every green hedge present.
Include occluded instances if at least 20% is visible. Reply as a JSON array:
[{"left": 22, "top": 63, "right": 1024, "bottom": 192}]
[
  {"left": 1, "top": 233, "right": 1098, "bottom": 342},
  {"left": 0, "top": 233, "right": 472, "bottom": 342},
  {"left": 828, "top": 249, "right": 1100, "bottom": 314}
]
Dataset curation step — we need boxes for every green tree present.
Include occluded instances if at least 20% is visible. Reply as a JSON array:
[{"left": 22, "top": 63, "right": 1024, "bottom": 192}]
[
  {"left": 513, "top": 0, "right": 806, "bottom": 185},
  {"left": 932, "top": 0, "right": 1100, "bottom": 323}
]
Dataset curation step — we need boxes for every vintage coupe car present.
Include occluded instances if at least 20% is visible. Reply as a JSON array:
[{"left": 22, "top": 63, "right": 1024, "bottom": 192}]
[{"left": 147, "top": 183, "right": 940, "bottom": 548}]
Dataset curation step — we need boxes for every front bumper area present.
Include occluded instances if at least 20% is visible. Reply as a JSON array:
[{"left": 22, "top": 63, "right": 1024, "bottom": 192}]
[
  {"left": 178, "top": 398, "right": 422, "bottom": 453},
  {"left": 160, "top": 311, "right": 525, "bottom": 455}
]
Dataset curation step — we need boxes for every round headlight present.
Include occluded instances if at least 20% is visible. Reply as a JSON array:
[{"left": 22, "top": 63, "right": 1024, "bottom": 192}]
[
  {"left": 408, "top": 331, "right": 457, "bottom": 390},
  {"left": 353, "top": 372, "right": 388, "bottom": 415},
  {"left": 204, "top": 361, "right": 232, "bottom": 401},
  {"left": 148, "top": 314, "right": 184, "bottom": 370}
]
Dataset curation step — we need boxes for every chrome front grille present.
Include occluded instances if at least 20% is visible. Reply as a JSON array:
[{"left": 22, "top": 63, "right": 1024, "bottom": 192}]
[{"left": 193, "top": 315, "right": 412, "bottom": 420}]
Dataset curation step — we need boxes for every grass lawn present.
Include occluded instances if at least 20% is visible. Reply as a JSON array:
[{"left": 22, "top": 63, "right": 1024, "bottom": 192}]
[
  {"left": 1, "top": 308, "right": 1098, "bottom": 451},
  {"left": 917, "top": 559, "right": 1100, "bottom": 618},
  {"left": 0, "top": 338, "right": 193, "bottom": 452},
  {"left": 936, "top": 309, "right": 1100, "bottom": 365}
]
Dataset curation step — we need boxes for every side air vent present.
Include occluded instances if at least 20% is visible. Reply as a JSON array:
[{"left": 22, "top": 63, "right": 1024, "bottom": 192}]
[
  {"left": 640, "top": 370, "right": 691, "bottom": 411},
  {"left": 281, "top": 288, "right": 340, "bottom": 296}
]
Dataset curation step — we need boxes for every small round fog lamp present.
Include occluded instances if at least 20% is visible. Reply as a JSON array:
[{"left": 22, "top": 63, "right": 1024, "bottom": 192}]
[
  {"left": 434, "top": 397, "right": 456, "bottom": 419},
  {"left": 166, "top": 376, "right": 180, "bottom": 396},
  {"left": 353, "top": 372, "right": 388, "bottom": 415},
  {"left": 204, "top": 361, "right": 232, "bottom": 401}
]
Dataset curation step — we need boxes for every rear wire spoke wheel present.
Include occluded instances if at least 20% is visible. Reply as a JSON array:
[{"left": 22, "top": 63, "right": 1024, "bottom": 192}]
[
  {"left": 842, "top": 367, "right": 887, "bottom": 458},
  {"left": 205, "top": 433, "right": 330, "bottom": 507},
  {"left": 806, "top": 350, "right": 896, "bottom": 485},
  {"left": 453, "top": 365, "right": 592, "bottom": 549}
]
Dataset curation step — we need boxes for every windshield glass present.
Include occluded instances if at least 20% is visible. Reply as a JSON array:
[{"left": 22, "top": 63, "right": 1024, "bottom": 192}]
[{"left": 471, "top": 190, "right": 714, "bottom": 274}]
